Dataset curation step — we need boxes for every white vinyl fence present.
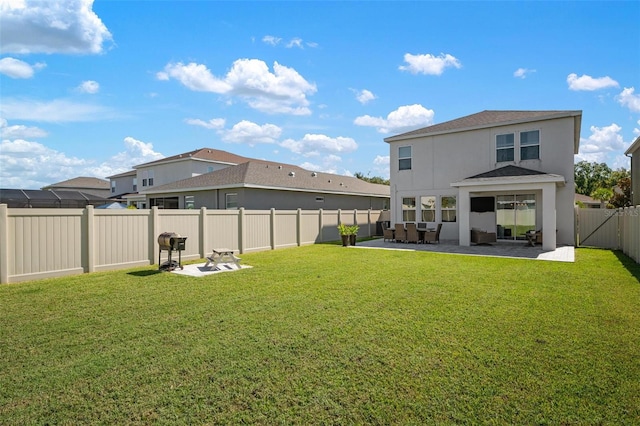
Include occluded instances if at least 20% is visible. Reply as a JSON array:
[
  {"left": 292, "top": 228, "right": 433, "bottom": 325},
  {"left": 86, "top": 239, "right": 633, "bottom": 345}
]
[
  {"left": 575, "top": 206, "right": 640, "bottom": 263},
  {"left": 0, "top": 205, "right": 382, "bottom": 284}
]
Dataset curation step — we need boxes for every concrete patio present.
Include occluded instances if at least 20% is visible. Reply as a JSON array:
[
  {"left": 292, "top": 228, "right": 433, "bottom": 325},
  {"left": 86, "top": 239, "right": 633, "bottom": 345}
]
[{"left": 352, "top": 238, "right": 575, "bottom": 262}]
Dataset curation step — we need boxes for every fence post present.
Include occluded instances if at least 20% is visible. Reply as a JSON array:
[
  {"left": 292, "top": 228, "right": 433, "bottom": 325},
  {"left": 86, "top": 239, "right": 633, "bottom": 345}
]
[
  {"left": 270, "top": 208, "right": 276, "bottom": 250},
  {"left": 200, "top": 207, "right": 208, "bottom": 258},
  {"left": 297, "top": 208, "right": 302, "bottom": 246},
  {"left": 318, "top": 208, "right": 324, "bottom": 243},
  {"left": 0, "top": 204, "right": 8, "bottom": 284},
  {"left": 85, "top": 205, "right": 95, "bottom": 273},
  {"left": 367, "top": 209, "right": 372, "bottom": 237},
  {"left": 238, "top": 208, "right": 245, "bottom": 254},
  {"left": 151, "top": 206, "right": 159, "bottom": 265}
]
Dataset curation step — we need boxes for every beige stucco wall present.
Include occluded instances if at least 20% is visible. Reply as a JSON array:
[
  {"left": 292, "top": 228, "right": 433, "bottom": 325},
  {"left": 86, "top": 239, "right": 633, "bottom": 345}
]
[
  {"left": 388, "top": 116, "right": 577, "bottom": 245},
  {"left": 137, "top": 159, "right": 231, "bottom": 189}
]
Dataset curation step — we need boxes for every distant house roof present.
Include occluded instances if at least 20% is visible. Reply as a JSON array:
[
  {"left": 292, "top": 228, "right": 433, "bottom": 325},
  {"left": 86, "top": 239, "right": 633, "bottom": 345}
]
[
  {"left": 143, "top": 160, "right": 390, "bottom": 197},
  {"left": 384, "top": 110, "right": 582, "bottom": 153},
  {"left": 42, "top": 176, "right": 110, "bottom": 190},
  {"left": 574, "top": 193, "right": 600, "bottom": 206},
  {"left": 625, "top": 135, "right": 640, "bottom": 155},
  {"left": 107, "top": 170, "right": 137, "bottom": 179},
  {"left": 0, "top": 189, "right": 109, "bottom": 208},
  {"left": 135, "top": 147, "right": 251, "bottom": 168}
]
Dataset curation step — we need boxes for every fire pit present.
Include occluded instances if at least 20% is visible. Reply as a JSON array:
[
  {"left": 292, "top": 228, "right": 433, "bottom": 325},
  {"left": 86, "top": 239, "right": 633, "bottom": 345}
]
[{"left": 158, "top": 232, "right": 187, "bottom": 271}]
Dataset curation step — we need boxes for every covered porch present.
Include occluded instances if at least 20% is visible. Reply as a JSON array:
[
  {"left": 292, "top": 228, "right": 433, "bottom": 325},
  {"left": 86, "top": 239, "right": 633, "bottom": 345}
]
[{"left": 451, "top": 166, "right": 567, "bottom": 251}]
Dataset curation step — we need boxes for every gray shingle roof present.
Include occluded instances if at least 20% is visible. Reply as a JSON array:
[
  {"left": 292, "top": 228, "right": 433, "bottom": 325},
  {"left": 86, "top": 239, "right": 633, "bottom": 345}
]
[
  {"left": 42, "top": 176, "right": 110, "bottom": 190},
  {"left": 145, "top": 160, "right": 390, "bottom": 197},
  {"left": 384, "top": 110, "right": 582, "bottom": 142},
  {"left": 135, "top": 147, "right": 251, "bottom": 168},
  {"left": 467, "top": 165, "right": 546, "bottom": 179}
]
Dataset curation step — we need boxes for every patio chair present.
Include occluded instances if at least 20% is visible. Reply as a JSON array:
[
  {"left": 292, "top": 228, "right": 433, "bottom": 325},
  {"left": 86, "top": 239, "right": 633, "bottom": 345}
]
[
  {"left": 471, "top": 228, "right": 496, "bottom": 245},
  {"left": 394, "top": 223, "right": 407, "bottom": 243},
  {"left": 423, "top": 223, "right": 442, "bottom": 244},
  {"left": 382, "top": 222, "right": 395, "bottom": 242},
  {"left": 406, "top": 222, "right": 420, "bottom": 243}
]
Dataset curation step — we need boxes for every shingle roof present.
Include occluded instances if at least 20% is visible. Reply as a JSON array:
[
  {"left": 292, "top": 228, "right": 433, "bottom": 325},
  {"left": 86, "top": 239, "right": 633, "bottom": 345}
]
[
  {"left": 135, "top": 147, "right": 251, "bottom": 168},
  {"left": 467, "top": 165, "right": 546, "bottom": 179},
  {"left": 144, "top": 160, "right": 390, "bottom": 197},
  {"left": 42, "top": 176, "right": 110, "bottom": 190},
  {"left": 384, "top": 110, "right": 582, "bottom": 142},
  {"left": 107, "top": 170, "right": 137, "bottom": 179}
]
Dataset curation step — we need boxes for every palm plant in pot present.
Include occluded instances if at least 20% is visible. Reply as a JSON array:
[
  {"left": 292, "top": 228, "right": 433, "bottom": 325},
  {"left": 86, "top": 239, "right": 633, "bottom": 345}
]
[
  {"left": 337, "top": 223, "right": 351, "bottom": 246},
  {"left": 348, "top": 225, "right": 359, "bottom": 246}
]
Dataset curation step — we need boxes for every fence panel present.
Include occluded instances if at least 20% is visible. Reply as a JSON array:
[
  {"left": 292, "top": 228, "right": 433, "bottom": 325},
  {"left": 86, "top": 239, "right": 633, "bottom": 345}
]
[
  {"left": 205, "top": 209, "right": 240, "bottom": 252},
  {"left": 576, "top": 208, "right": 619, "bottom": 249},
  {"left": 244, "top": 209, "right": 273, "bottom": 252},
  {"left": 274, "top": 210, "right": 299, "bottom": 249},
  {"left": 7, "top": 208, "right": 84, "bottom": 280},
  {"left": 620, "top": 207, "right": 640, "bottom": 263},
  {"left": 299, "top": 210, "right": 321, "bottom": 245},
  {"left": 94, "top": 209, "right": 151, "bottom": 270}
]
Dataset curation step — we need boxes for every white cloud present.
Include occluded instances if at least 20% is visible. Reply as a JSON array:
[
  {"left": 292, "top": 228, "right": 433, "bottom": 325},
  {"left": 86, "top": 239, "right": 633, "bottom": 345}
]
[
  {"left": 299, "top": 154, "right": 342, "bottom": 175},
  {"left": 633, "top": 119, "right": 640, "bottom": 137},
  {"left": 185, "top": 117, "right": 226, "bottom": 130},
  {"left": 286, "top": 38, "right": 303, "bottom": 48},
  {"left": 0, "top": 0, "right": 112, "bottom": 54},
  {"left": 0, "top": 135, "right": 165, "bottom": 189},
  {"left": 372, "top": 155, "right": 390, "bottom": 179},
  {"left": 262, "top": 35, "right": 282, "bottom": 46},
  {"left": 576, "top": 123, "right": 625, "bottom": 164},
  {"left": 0, "top": 98, "right": 115, "bottom": 122},
  {"left": 567, "top": 73, "right": 619, "bottom": 91},
  {"left": 219, "top": 120, "right": 282, "bottom": 144},
  {"left": 399, "top": 53, "right": 461, "bottom": 75},
  {"left": 280, "top": 134, "right": 358, "bottom": 157},
  {"left": 158, "top": 59, "right": 317, "bottom": 115},
  {"left": 77, "top": 80, "right": 99, "bottom": 94},
  {"left": 617, "top": 87, "right": 640, "bottom": 113},
  {"left": 0, "top": 118, "right": 47, "bottom": 138},
  {"left": 0, "top": 57, "right": 45, "bottom": 78},
  {"left": 352, "top": 89, "right": 376, "bottom": 105},
  {"left": 354, "top": 104, "right": 434, "bottom": 134},
  {"left": 513, "top": 68, "right": 535, "bottom": 79}
]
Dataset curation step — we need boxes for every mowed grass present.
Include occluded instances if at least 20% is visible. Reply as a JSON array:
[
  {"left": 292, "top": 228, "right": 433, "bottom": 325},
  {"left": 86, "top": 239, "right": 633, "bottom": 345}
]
[{"left": 1, "top": 245, "right": 639, "bottom": 424}]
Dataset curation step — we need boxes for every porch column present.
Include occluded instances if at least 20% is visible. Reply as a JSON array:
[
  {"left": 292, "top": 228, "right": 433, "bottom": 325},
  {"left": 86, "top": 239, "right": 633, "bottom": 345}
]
[
  {"left": 458, "top": 188, "right": 471, "bottom": 246},
  {"left": 541, "top": 183, "right": 557, "bottom": 250}
]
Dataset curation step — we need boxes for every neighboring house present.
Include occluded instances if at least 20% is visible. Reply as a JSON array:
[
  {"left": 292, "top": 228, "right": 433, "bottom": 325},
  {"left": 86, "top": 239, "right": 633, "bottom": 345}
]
[
  {"left": 142, "top": 160, "right": 390, "bottom": 210},
  {"left": 384, "top": 110, "right": 582, "bottom": 251},
  {"left": 625, "top": 135, "right": 640, "bottom": 206},
  {"left": 111, "top": 148, "right": 251, "bottom": 208},
  {"left": 106, "top": 170, "right": 137, "bottom": 198},
  {"left": 42, "top": 176, "right": 111, "bottom": 198},
  {"left": 574, "top": 193, "right": 602, "bottom": 208}
]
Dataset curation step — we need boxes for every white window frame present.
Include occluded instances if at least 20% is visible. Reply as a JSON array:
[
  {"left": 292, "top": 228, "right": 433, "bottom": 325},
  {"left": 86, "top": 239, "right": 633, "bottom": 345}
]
[
  {"left": 496, "top": 133, "right": 515, "bottom": 163},
  {"left": 441, "top": 196, "right": 457, "bottom": 223},
  {"left": 420, "top": 196, "right": 436, "bottom": 222},
  {"left": 520, "top": 130, "right": 540, "bottom": 161},
  {"left": 402, "top": 197, "right": 416, "bottom": 222},
  {"left": 226, "top": 193, "right": 238, "bottom": 209},
  {"left": 398, "top": 146, "right": 412, "bottom": 171}
]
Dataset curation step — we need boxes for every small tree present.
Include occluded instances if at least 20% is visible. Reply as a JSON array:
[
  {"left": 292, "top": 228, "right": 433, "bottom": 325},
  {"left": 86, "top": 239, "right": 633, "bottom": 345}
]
[
  {"left": 610, "top": 177, "right": 632, "bottom": 208},
  {"left": 590, "top": 187, "right": 614, "bottom": 209}
]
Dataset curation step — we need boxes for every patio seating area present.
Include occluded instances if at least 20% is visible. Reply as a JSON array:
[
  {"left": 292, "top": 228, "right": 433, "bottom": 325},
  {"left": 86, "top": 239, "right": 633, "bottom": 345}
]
[{"left": 354, "top": 237, "right": 575, "bottom": 262}]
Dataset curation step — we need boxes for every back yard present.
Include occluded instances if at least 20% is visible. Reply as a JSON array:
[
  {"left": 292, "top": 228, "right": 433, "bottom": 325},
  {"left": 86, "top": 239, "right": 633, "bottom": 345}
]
[{"left": 1, "top": 245, "right": 638, "bottom": 424}]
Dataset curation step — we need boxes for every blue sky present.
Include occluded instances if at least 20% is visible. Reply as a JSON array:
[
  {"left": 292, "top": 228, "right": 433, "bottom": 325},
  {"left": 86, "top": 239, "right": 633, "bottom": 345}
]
[{"left": 1, "top": 0, "right": 638, "bottom": 189}]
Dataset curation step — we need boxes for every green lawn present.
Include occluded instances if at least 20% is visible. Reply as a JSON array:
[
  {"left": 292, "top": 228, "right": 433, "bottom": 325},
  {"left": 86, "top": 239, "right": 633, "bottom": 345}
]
[{"left": 1, "top": 245, "right": 639, "bottom": 424}]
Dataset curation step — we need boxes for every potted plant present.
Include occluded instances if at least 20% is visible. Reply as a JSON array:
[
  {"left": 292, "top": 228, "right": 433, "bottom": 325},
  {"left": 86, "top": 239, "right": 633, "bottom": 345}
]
[
  {"left": 337, "top": 223, "right": 351, "bottom": 246},
  {"left": 348, "top": 225, "right": 359, "bottom": 246}
]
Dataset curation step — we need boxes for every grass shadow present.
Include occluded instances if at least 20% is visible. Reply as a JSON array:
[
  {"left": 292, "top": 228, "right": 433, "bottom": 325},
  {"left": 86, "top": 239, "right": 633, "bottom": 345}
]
[
  {"left": 614, "top": 250, "right": 640, "bottom": 283},
  {"left": 127, "top": 270, "right": 163, "bottom": 277}
]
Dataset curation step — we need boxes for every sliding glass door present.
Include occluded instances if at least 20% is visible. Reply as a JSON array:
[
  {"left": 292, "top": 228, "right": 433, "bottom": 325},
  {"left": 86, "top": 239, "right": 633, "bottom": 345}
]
[{"left": 496, "top": 194, "right": 536, "bottom": 240}]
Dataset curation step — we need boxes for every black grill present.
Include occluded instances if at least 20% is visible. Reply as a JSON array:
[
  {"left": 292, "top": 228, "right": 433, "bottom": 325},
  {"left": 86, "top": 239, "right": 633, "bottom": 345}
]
[{"left": 158, "top": 232, "right": 187, "bottom": 271}]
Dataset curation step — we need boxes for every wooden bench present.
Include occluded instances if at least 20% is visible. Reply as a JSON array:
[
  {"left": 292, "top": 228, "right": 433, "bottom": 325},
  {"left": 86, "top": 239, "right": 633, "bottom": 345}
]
[{"left": 204, "top": 248, "right": 241, "bottom": 270}]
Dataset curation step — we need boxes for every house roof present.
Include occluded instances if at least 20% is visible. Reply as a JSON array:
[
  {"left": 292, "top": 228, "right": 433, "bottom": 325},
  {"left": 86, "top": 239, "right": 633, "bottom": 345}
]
[
  {"left": 574, "top": 193, "right": 600, "bottom": 205},
  {"left": 143, "top": 160, "right": 390, "bottom": 197},
  {"left": 467, "top": 165, "right": 547, "bottom": 179},
  {"left": 625, "top": 135, "right": 640, "bottom": 155},
  {"left": 135, "top": 147, "right": 251, "bottom": 168},
  {"left": 451, "top": 165, "right": 566, "bottom": 188},
  {"left": 107, "top": 169, "right": 137, "bottom": 179},
  {"left": 384, "top": 110, "right": 582, "bottom": 153},
  {"left": 41, "top": 176, "right": 110, "bottom": 190}
]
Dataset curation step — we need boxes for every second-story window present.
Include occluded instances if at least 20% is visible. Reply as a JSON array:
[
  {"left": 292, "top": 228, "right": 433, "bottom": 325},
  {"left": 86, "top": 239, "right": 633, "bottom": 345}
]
[
  {"left": 111, "top": 181, "right": 116, "bottom": 193},
  {"left": 496, "top": 133, "right": 514, "bottom": 162},
  {"left": 520, "top": 130, "right": 540, "bottom": 160},
  {"left": 133, "top": 178, "right": 137, "bottom": 192},
  {"left": 399, "top": 146, "right": 412, "bottom": 170},
  {"left": 148, "top": 170, "right": 154, "bottom": 186}
]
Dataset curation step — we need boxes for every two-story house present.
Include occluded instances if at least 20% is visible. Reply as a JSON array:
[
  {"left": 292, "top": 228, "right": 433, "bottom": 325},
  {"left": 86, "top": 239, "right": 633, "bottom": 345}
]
[
  {"left": 384, "top": 110, "right": 582, "bottom": 251},
  {"left": 625, "top": 135, "right": 640, "bottom": 206}
]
